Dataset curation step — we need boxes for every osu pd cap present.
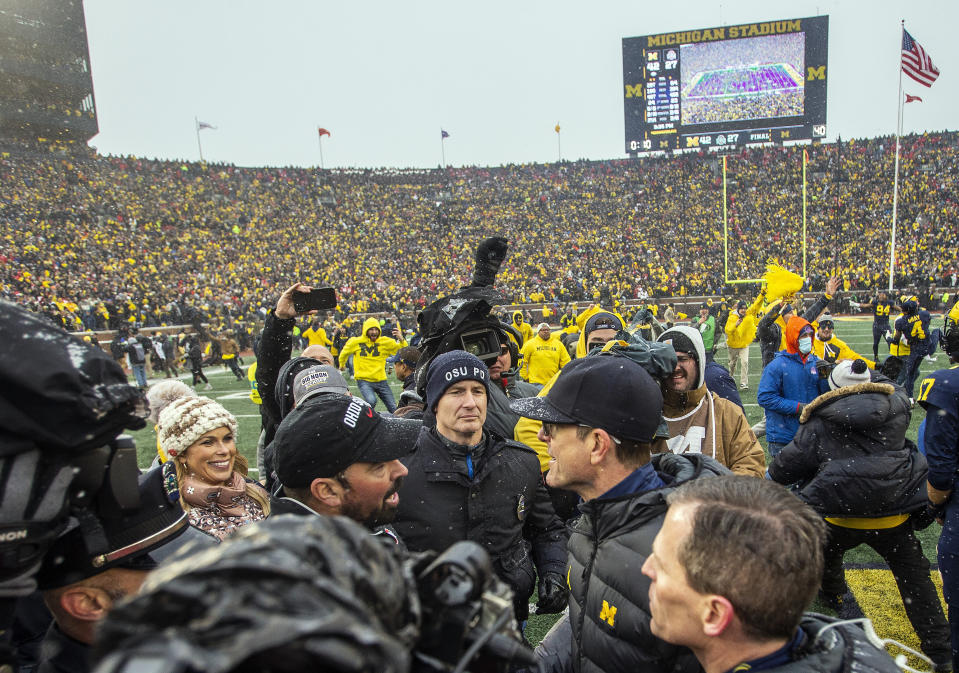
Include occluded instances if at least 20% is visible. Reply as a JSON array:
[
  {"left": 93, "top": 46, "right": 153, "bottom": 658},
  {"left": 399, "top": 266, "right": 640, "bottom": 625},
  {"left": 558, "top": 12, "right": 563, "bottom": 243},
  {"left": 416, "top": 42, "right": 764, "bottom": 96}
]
[
  {"left": 273, "top": 394, "right": 421, "bottom": 488},
  {"left": 509, "top": 354, "right": 663, "bottom": 443}
]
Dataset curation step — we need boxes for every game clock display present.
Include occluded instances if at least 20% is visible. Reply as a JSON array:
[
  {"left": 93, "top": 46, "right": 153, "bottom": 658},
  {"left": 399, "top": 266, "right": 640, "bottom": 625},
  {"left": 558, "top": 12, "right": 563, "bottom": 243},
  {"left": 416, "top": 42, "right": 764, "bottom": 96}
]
[{"left": 623, "top": 16, "right": 828, "bottom": 154}]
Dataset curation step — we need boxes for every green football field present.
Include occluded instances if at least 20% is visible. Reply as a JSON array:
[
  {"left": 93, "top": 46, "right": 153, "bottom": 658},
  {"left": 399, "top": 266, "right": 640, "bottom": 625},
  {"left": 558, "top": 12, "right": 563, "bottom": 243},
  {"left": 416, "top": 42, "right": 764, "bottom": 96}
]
[{"left": 127, "top": 316, "right": 951, "bottom": 660}]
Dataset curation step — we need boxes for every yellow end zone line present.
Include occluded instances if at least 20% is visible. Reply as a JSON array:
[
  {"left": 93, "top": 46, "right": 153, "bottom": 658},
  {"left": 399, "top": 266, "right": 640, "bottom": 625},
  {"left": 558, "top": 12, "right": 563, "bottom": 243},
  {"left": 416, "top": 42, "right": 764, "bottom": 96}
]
[{"left": 846, "top": 568, "right": 945, "bottom": 668}]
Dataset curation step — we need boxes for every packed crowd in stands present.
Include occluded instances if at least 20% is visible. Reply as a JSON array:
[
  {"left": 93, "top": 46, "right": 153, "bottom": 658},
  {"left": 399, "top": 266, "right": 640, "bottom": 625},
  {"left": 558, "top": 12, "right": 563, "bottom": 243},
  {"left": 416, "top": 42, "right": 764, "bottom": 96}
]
[{"left": 1, "top": 131, "right": 957, "bottom": 333}]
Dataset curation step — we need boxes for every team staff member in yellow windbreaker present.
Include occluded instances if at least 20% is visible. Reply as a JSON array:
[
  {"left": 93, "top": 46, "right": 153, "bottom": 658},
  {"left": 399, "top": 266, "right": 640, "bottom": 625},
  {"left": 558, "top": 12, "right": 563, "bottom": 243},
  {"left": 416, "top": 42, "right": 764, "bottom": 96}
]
[
  {"left": 947, "top": 297, "right": 959, "bottom": 331},
  {"left": 520, "top": 323, "right": 570, "bottom": 386},
  {"left": 724, "top": 295, "right": 762, "bottom": 390},
  {"left": 337, "top": 316, "right": 407, "bottom": 412}
]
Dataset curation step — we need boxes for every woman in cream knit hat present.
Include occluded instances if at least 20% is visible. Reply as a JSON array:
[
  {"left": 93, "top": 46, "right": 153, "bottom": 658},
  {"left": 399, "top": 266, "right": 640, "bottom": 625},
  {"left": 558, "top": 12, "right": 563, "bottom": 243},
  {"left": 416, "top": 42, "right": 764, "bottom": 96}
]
[{"left": 157, "top": 395, "right": 269, "bottom": 540}]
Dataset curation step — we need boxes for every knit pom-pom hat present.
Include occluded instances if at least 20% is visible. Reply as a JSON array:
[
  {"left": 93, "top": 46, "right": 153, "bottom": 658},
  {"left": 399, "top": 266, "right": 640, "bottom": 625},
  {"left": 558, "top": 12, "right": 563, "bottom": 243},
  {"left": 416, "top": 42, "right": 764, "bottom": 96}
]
[{"left": 157, "top": 396, "right": 237, "bottom": 459}]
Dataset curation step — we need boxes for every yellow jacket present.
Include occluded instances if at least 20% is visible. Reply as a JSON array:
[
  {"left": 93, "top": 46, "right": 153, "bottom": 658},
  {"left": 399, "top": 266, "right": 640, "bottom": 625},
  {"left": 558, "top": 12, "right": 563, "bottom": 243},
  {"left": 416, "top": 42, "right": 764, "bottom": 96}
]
[
  {"left": 724, "top": 312, "right": 757, "bottom": 349},
  {"left": 303, "top": 325, "right": 332, "bottom": 348},
  {"left": 512, "top": 311, "right": 533, "bottom": 345},
  {"left": 337, "top": 317, "right": 406, "bottom": 382},
  {"left": 247, "top": 360, "right": 261, "bottom": 404},
  {"left": 813, "top": 334, "right": 875, "bottom": 369},
  {"left": 948, "top": 299, "right": 959, "bottom": 327},
  {"left": 520, "top": 334, "right": 570, "bottom": 385}
]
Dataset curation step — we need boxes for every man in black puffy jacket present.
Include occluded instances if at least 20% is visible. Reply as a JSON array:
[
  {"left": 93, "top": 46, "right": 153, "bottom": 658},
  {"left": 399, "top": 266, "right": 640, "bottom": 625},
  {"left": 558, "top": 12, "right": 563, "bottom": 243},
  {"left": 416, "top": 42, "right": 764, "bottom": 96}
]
[
  {"left": 513, "top": 354, "right": 729, "bottom": 673},
  {"left": 392, "top": 350, "right": 568, "bottom": 623},
  {"left": 768, "top": 358, "right": 950, "bottom": 670}
]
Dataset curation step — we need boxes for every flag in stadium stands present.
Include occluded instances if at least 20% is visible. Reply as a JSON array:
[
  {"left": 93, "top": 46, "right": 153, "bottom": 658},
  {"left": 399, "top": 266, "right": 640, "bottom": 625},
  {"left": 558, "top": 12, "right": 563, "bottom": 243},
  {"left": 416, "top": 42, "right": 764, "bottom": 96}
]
[
  {"left": 196, "top": 120, "right": 216, "bottom": 131},
  {"left": 904, "top": 93, "right": 923, "bottom": 103},
  {"left": 901, "top": 29, "right": 939, "bottom": 88},
  {"left": 441, "top": 129, "right": 450, "bottom": 139},
  {"left": 554, "top": 123, "right": 561, "bottom": 133},
  {"left": 318, "top": 128, "right": 331, "bottom": 137}
]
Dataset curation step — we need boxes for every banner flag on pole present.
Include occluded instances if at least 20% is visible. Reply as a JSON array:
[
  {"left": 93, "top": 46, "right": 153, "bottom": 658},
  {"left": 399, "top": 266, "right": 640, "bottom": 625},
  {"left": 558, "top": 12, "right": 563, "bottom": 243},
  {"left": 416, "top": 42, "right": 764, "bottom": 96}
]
[
  {"left": 441, "top": 129, "right": 450, "bottom": 139},
  {"left": 904, "top": 93, "right": 923, "bottom": 103},
  {"left": 318, "top": 128, "right": 331, "bottom": 137},
  {"left": 901, "top": 29, "right": 940, "bottom": 88},
  {"left": 196, "top": 121, "right": 217, "bottom": 131},
  {"left": 554, "top": 123, "right": 561, "bottom": 133}
]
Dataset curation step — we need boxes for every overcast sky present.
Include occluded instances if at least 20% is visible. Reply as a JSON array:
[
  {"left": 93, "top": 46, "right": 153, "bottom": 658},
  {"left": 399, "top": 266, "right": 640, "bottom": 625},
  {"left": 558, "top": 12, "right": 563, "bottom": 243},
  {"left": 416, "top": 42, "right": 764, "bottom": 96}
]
[{"left": 81, "top": 0, "right": 957, "bottom": 169}]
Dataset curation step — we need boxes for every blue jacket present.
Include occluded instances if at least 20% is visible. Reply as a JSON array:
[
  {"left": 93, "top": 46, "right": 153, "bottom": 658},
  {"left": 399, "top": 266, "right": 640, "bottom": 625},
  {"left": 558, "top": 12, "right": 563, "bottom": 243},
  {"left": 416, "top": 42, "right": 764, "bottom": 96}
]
[{"left": 758, "top": 350, "right": 828, "bottom": 445}]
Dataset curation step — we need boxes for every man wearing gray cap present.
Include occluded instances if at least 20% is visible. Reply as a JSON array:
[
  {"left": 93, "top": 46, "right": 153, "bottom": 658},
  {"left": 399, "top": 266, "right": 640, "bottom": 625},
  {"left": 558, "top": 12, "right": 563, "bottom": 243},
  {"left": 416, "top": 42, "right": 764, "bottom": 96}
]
[{"left": 512, "top": 354, "right": 728, "bottom": 673}]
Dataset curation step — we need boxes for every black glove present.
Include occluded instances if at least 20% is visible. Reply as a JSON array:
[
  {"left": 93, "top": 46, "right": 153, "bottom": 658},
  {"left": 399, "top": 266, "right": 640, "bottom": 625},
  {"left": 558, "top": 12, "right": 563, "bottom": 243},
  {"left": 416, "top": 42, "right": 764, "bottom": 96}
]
[
  {"left": 535, "top": 572, "right": 568, "bottom": 614},
  {"left": 815, "top": 360, "right": 835, "bottom": 380},
  {"left": 470, "top": 237, "right": 509, "bottom": 287}
]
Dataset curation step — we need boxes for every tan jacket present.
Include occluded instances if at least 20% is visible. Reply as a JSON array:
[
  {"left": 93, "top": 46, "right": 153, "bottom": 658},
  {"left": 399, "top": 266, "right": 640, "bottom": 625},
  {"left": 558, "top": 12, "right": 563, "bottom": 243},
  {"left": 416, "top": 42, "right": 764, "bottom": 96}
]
[{"left": 654, "top": 384, "right": 766, "bottom": 477}]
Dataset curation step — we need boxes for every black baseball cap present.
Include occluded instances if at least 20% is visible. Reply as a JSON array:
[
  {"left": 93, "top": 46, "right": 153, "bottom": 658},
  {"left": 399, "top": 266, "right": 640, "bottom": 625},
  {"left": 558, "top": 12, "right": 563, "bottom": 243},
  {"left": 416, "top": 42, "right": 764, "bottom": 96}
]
[
  {"left": 273, "top": 394, "right": 421, "bottom": 487},
  {"left": 584, "top": 312, "right": 623, "bottom": 337},
  {"left": 509, "top": 354, "right": 663, "bottom": 443}
]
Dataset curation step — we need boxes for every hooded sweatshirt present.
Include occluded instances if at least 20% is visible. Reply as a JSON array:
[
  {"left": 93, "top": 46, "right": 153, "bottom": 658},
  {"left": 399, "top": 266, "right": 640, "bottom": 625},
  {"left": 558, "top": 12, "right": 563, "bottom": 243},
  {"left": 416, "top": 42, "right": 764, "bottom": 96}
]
[
  {"left": 757, "top": 316, "right": 828, "bottom": 445},
  {"left": 337, "top": 317, "right": 406, "bottom": 382},
  {"left": 512, "top": 311, "right": 533, "bottom": 346},
  {"left": 656, "top": 326, "right": 765, "bottom": 477}
]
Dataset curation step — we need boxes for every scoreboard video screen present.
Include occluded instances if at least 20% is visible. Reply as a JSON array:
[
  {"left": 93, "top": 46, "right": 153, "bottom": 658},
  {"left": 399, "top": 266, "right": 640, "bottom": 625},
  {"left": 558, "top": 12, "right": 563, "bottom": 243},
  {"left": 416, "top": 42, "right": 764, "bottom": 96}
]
[{"left": 623, "top": 16, "right": 828, "bottom": 154}]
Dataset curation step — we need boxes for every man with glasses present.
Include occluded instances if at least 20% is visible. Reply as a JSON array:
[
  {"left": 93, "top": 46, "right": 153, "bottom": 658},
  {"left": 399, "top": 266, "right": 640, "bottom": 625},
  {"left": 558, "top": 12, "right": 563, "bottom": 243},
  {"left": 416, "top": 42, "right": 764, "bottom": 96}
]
[
  {"left": 514, "top": 311, "right": 624, "bottom": 475},
  {"left": 511, "top": 355, "right": 728, "bottom": 673}
]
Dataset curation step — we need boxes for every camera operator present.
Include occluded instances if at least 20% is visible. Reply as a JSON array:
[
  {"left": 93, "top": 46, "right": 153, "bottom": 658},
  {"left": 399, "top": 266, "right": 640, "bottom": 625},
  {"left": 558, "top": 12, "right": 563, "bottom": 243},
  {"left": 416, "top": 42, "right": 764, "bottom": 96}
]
[
  {"left": 33, "top": 467, "right": 205, "bottom": 673},
  {"left": 0, "top": 301, "right": 152, "bottom": 670},
  {"left": 93, "top": 516, "right": 534, "bottom": 673}
]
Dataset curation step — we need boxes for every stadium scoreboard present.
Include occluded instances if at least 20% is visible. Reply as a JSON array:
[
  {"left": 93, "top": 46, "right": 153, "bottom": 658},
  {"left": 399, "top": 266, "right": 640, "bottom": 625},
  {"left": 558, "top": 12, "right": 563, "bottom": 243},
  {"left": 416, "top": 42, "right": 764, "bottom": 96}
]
[{"left": 623, "top": 16, "right": 827, "bottom": 154}]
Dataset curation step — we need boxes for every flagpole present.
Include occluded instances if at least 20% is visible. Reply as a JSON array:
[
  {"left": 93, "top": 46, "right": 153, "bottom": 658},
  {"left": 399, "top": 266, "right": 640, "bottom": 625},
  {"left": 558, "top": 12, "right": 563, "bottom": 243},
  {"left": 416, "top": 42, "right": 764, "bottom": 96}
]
[
  {"left": 557, "top": 127, "right": 561, "bottom": 162},
  {"left": 317, "top": 134, "right": 325, "bottom": 169},
  {"left": 802, "top": 149, "right": 808, "bottom": 279},
  {"left": 440, "top": 130, "right": 446, "bottom": 167},
  {"left": 195, "top": 116, "right": 204, "bottom": 162},
  {"left": 888, "top": 20, "right": 904, "bottom": 293}
]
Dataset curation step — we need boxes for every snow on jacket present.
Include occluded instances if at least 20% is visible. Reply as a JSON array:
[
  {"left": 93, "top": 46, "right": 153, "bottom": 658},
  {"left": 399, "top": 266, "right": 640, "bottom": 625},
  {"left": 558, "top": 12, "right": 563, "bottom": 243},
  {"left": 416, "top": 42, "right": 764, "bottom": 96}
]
[
  {"left": 392, "top": 426, "right": 566, "bottom": 620},
  {"left": 559, "top": 453, "right": 728, "bottom": 673},
  {"left": 768, "top": 381, "right": 927, "bottom": 517}
]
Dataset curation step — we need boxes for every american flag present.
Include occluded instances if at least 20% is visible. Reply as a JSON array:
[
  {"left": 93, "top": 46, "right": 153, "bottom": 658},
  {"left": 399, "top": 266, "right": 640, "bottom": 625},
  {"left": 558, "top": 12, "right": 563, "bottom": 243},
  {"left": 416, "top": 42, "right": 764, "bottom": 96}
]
[{"left": 901, "top": 29, "right": 939, "bottom": 88}]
